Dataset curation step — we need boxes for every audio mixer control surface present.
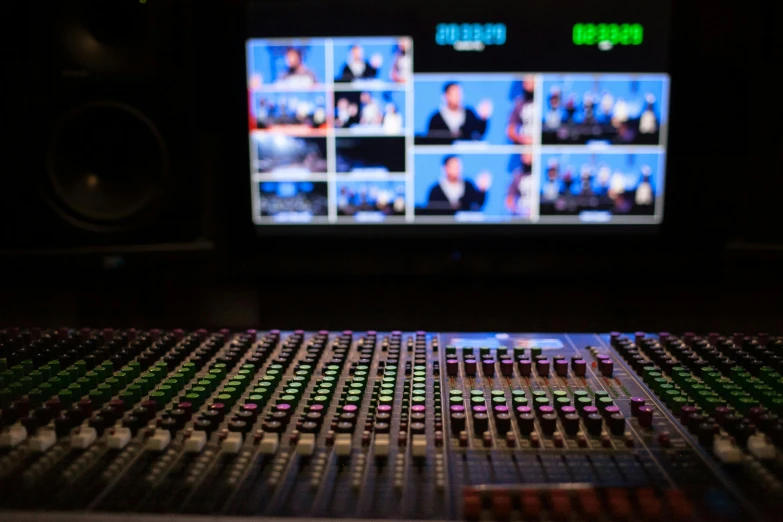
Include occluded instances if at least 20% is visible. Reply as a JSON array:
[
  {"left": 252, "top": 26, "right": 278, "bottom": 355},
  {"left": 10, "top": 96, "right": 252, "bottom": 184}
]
[{"left": 1, "top": 329, "right": 783, "bottom": 521}]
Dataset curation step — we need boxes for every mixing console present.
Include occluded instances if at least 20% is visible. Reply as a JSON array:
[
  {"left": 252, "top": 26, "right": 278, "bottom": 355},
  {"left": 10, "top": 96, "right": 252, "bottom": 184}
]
[{"left": 1, "top": 328, "right": 782, "bottom": 520}]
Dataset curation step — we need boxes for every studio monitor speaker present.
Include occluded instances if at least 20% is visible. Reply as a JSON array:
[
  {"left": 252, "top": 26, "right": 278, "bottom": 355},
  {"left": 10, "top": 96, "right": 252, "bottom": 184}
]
[{"left": 1, "top": 0, "right": 212, "bottom": 252}]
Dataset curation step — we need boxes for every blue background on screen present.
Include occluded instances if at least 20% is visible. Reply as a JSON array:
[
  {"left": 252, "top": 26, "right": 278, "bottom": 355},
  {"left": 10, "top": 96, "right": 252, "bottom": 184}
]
[
  {"left": 541, "top": 74, "right": 667, "bottom": 124},
  {"left": 248, "top": 41, "right": 327, "bottom": 86},
  {"left": 414, "top": 75, "right": 521, "bottom": 145},
  {"left": 539, "top": 153, "right": 663, "bottom": 195},
  {"left": 333, "top": 38, "right": 404, "bottom": 83},
  {"left": 414, "top": 153, "right": 525, "bottom": 215}
]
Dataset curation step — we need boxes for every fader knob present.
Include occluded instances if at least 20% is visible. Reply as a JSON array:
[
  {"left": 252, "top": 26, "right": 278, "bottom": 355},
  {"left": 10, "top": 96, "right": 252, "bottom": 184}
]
[
  {"left": 540, "top": 414, "right": 557, "bottom": 435},
  {"left": 608, "top": 414, "right": 626, "bottom": 436},
  {"left": 554, "top": 360, "right": 568, "bottom": 377},
  {"left": 585, "top": 414, "right": 603, "bottom": 435},
  {"left": 473, "top": 414, "right": 489, "bottom": 436}
]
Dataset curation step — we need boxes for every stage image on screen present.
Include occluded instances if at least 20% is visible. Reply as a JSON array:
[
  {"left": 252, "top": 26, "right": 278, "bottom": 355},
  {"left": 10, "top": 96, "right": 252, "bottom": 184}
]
[
  {"left": 336, "top": 180, "right": 407, "bottom": 219},
  {"left": 541, "top": 74, "right": 667, "bottom": 146},
  {"left": 539, "top": 152, "right": 663, "bottom": 219},
  {"left": 256, "top": 181, "right": 329, "bottom": 221},
  {"left": 247, "top": 28, "right": 670, "bottom": 227}
]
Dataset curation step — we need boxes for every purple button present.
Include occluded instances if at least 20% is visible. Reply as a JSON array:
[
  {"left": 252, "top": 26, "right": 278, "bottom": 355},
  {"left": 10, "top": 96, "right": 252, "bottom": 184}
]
[
  {"left": 242, "top": 403, "right": 259, "bottom": 413},
  {"left": 342, "top": 330, "right": 353, "bottom": 336},
  {"left": 391, "top": 330, "right": 401, "bottom": 336},
  {"left": 515, "top": 406, "right": 532, "bottom": 416},
  {"left": 582, "top": 406, "right": 598, "bottom": 417},
  {"left": 246, "top": 329, "right": 257, "bottom": 336},
  {"left": 450, "top": 405, "right": 465, "bottom": 413},
  {"left": 416, "top": 331, "right": 426, "bottom": 336},
  {"left": 596, "top": 354, "right": 610, "bottom": 361},
  {"left": 377, "top": 405, "right": 392, "bottom": 413},
  {"left": 630, "top": 397, "right": 646, "bottom": 416},
  {"left": 343, "top": 404, "right": 358, "bottom": 413},
  {"left": 270, "top": 329, "right": 280, "bottom": 335},
  {"left": 318, "top": 330, "right": 329, "bottom": 336},
  {"left": 472, "top": 405, "right": 487, "bottom": 414},
  {"left": 276, "top": 403, "right": 292, "bottom": 413},
  {"left": 310, "top": 404, "right": 325, "bottom": 413},
  {"left": 367, "top": 330, "right": 377, "bottom": 336},
  {"left": 411, "top": 405, "right": 426, "bottom": 413},
  {"left": 604, "top": 405, "right": 621, "bottom": 417},
  {"left": 560, "top": 406, "right": 576, "bottom": 416},
  {"left": 537, "top": 406, "right": 555, "bottom": 416},
  {"left": 493, "top": 405, "right": 509, "bottom": 415},
  {"left": 294, "top": 329, "right": 305, "bottom": 335}
]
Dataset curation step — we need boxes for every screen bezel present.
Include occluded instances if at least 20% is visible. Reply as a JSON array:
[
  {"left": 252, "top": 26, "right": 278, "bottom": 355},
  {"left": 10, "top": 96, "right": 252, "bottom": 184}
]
[{"left": 237, "top": 0, "right": 674, "bottom": 240}]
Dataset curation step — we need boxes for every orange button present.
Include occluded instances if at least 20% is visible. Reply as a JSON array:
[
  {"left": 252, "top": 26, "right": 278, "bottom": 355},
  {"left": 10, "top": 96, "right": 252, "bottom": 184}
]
[
  {"left": 665, "top": 490, "right": 694, "bottom": 521},
  {"left": 521, "top": 490, "right": 541, "bottom": 519},
  {"left": 549, "top": 490, "right": 572, "bottom": 520},
  {"left": 463, "top": 493, "right": 482, "bottom": 521},
  {"left": 491, "top": 491, "right": 512, "bottom": 521},
  {"left": 577, "top": 489, "right": 601, "bottom": 519},
  {"left": 607, "top": 488, "right": 631, "bottom": 520}
]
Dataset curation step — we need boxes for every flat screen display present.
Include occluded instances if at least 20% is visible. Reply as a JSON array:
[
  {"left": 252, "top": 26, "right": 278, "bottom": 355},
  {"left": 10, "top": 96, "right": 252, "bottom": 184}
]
[{"left": 246, "top": 1, "right": 671, "bottom": 228}]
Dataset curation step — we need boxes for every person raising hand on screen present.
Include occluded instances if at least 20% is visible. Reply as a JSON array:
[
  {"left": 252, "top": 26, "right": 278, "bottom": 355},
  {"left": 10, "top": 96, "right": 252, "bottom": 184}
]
[
  {"left": 427, "top": 82, "right": 492, "bottom": 141},
  {"left": 427, "top": 155, "right": 491, "bottom": 213}
]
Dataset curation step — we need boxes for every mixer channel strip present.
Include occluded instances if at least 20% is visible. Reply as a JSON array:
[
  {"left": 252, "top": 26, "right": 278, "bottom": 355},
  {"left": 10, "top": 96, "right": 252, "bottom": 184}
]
[{"left": 1, "top": 328, "right": 783, "bottom": 520}]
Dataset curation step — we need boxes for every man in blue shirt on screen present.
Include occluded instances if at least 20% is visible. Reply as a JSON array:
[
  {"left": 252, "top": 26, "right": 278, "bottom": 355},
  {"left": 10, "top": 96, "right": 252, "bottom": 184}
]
[
  {"left": 426, "top": 82, "right": 492, "bottom": 142},
  {"left": 426, "top": 155, "right": 491, "bottom": 214}
]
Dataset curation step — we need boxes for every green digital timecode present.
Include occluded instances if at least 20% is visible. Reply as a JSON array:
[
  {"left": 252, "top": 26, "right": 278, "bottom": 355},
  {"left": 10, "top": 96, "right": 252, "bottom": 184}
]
[{"left": 573, "top": 23, "right": 644, "bottom": 48}]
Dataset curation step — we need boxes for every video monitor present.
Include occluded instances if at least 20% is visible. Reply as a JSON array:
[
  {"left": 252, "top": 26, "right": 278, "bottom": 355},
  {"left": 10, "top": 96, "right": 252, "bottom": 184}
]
[{"left": 246, "top": 0, "right": 671, "bottom": 228}]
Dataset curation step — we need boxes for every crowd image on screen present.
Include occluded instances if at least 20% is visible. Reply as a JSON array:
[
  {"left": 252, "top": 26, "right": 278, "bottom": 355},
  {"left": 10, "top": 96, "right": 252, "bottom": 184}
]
[
  {"left": 258, "top": 181, "right": 329, "bottom": 217},
  {"left": 334, "top": 91, "right": 404, "bottom": 133},
  {"left": 424, "top": 81, "right": 493, "bottom": 143},
  {"left": 542, "top": 78, "right": 663, "bottom": 145},
  {"left": 336, "top": 137, "right": 406, "bottom": 173},
  {"left": 253, "top": 92, "right": 328, "bottom": 132},
  {"left": 337, "top": 181, "right": 407, "bottom": 216},
  {"left": 422, "top": 155, "right": 492, "bottom": 215},
  {"left": 254, "top": 134, "right": 328, "bottom": 174},
  {"left": 540, "top": 154, "right": 658, "bottom": 216}
]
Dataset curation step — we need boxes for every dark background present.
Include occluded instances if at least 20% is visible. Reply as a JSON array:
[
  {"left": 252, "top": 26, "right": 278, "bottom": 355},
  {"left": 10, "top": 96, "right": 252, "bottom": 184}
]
[{"left": 0, "top": 0, "right": 781, "bottom": 333}]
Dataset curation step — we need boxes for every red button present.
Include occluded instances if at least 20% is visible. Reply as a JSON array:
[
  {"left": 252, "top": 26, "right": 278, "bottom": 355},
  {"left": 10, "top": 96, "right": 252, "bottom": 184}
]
[
  {"left": 521, "top": 490, "right": 541, "bottom": 519},
  {"left": 491, "top": 491, "right": 512, "bottom": 521},
  {"left": 463, "top": 493, "right": 482, "bottom": 521},
  {"left": 550, "top": 490, "right": 571, "bottom": 520}
]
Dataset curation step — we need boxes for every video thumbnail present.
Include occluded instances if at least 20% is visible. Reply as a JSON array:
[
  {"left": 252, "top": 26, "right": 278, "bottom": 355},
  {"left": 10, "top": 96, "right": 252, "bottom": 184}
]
[
  {"left": 257, "top": 181, "right": 329, "bottom": 218},
  {"left": 333, "top": 38, "right": 412, "bottom": 85},
  {"left": 336, "top": 180, "right": 407, "bottom": 217},
  {"left": 414, "top": 153, "right": 533, "bottom": 218},
  {"left": 336, "top": 137, "right": 406, "bottom": 173},
  {"left": 539, "top": 152, "right": 662, "bottom": 216},
  {"left": 541, "top": 74, "right": 667, "bottom": 145},
  {"left": 250, "top": 91, "right": 328, "bottom": 133},
  {"left": 414, "top": 75, "right": 536, "bottom": 145},
  {"left": 247, "top": 41, "right": 326, "bottom": 89},
  {"left": 334, "top": 91, "right": 406, "bottom": 133},
  {"left": 253, "top": 134, "right": 327, "bottom": 174}
]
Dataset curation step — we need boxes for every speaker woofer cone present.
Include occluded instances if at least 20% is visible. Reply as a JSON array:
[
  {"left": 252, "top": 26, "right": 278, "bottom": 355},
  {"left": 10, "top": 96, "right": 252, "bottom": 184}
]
[{"left": 46, "top": 102, "right": 169, "bottom": 227}]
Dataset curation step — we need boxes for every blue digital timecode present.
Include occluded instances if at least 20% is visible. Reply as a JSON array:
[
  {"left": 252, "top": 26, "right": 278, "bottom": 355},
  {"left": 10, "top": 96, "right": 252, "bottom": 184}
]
[{"left": 435, "top": 23, "right": 507, "bottom": 46}]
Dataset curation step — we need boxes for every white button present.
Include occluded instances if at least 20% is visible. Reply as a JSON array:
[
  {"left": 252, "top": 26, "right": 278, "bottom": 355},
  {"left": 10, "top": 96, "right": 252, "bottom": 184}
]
[
  {"left": 714, "top": 436, "right": 743, "bottom": 464},
  {"left": 29, "top": 428, "right": 57, "bottom": 452},
  {"left": 71, "top": 427, "right": 98, "bottom": 449},
  {"left": 108, "top": 427, "right": 133, "bottom": 450},
  {"left": 335, "top": 433, "right": 352, "bottom": 456},
  {"left": 145, "top": 429, "right": 171, "bottom": 451},
  {"left": 222, "top": 432, "right": 243, "bottom": 454},
  {"left": 297, "top": 433, "right": 316, "bottom": 456},
  {"left": 374, "top": 434, "right": 390, "bottom": 457},
  {"left": 0, "top": 424, "right": 27, "bottom": 447},
  {"left": 185, "top": 431, "right": 208, "bottom": 453},
  {"left": 748, "top": 434, "right": 776, "bottom": 460},
  {"left": 412, "top": 434, "right": 427, "bottom": 458},
  {"left": 259, "top": 433, "right": 279, "bottom": 454}
]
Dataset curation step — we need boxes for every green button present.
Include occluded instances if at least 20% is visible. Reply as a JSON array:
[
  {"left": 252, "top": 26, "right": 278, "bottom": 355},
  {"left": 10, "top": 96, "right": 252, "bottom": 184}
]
[
  {"left": 48, "top": 377, "right": 62, "bottom": 392},
  {"left": 413, "top": 371, "right": 426, "bottom": 377},
  {"left": 347, "top": 389, "right": 362, "bottom": 396},
  {"left": 412, "top": 396, "right": 426, "bottom": 404},
  {"left": 511, "top": 389, "right": 526, "bottom": 397},
  {"left": 56, "top": 390, "right": 74, "bottom": 409},
  {"left": 513, "top": 396, "right": 528, "bottom": 406},
  {"left": 552, "top": 390, "right": 568, "bottom": 398},
  {"left": 105, "top": 377, "right": 121, "bottom": 394},
  {"left": 492, "top": 396, "right": 506, "bottom": 405},
  {"left": 135, "top": 378, "right": 151, "bottom": 394},
  {"left": 378, "top": 395, "right": 393, "bottom": 404},
  {"left": 247, "top": 394, "right": 266, "bottom": 406},
  {"left": 222, "top": 386, "right": 238, "bottom": 397},
  {"left": 576, "top": 396, "right": 592, "bottom": 410},
  {"left": 57, "top": 370, "right": 71, "bottom": 386},
  {"left": 532, "top": 390, "right": 547, "bottom": 398},
  {"left": 573, "top": 390, "right": 589, "bottom": 399},
  {"left": 530, "top": 347, "right": 542, "bottom": 357},
  {"left": 39, "top": 365, "right": 53, "bottom": 380},
  {"left": 491, "top": 390, "right": 505, "bottom": 397},
  {"left": 346, "top": 395, "right": 361, "bottom": 403},
  {"left": 280, "top": 394, "right": 297, "bottom": 403},
  {"left": 10, "top": 365, "right": 24, "bottom": 381},
  {"left": 25, "top": 387, "right": 42, "bottom": 408},
  {"left": 449, "top": 389, "right": 464, "bottom": 396},
  {"left": 158, "top": 384, "right": 173, "bottom": 402},
  {"left": 446, "top": 346, "right": 457, "bottom": 354},
  {"left": 318, "top": 388, "right": 335, "bottom": 396},
  {"left": 226, "top": 380, "right": 243, "bottom": 389},
  {"left": 89, "top": 389, "right": 105, "bottom": 407},
  {"left": 125, "top": 385, "right": 143, "bottom": 404},
  {"left": 119, "top": 390, "right": 136, "bottom": 405},
  {"left": 49, "top": 360, "right": 61, "bottom": 374},
  {"left": 182, "top": 392, "right": 202, "bottom": 407},
  {"left": 38, "top": 382, "right": 53, "bottom": 399},
  {"left": 534, "top": 396, "right": 550, "bottom": 408},
  {"left": 216, "top": 393, "right": 235, "bottom": 407},
  {"left": 670, "top": 396, "right": 688, "bottom": 414},
  {"left": 597, "top": 397, "right": 614, "bottom": 410},
  {"left": 19, "top": 376, "right": 33, "bottom": 393},
  {"left": 450, "top": 395, "right": 464, "bottom": 404},
  {"left": 470, "top": 390, "right": 484, "bottom": 397},
  {"left": 471, "top": 396, "right": 485, "bottom": 405},
  {"left": 412, "top": 377, "right": 426, "bottom": 383},
  {"left": 68, "top": 381, "right": 83, "bottom": 397},
  {"left": 148, "top": 390, "right": 166, "bottom": 409},
  {"left": 555, "top": 396, "right": 571, "bottom": 409}
]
